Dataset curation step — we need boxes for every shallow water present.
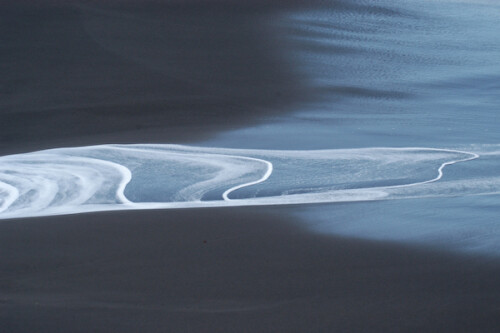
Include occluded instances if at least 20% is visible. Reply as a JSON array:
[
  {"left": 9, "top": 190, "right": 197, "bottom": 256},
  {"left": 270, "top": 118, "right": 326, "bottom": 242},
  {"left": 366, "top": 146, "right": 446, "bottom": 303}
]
[
  {"left": 200, "top": 0, "right": 500, "bottom": 255},
  {"left": 1, "top": 0, "right": 499, "bottom": 256},
  {"left": 0, "top": 143, "right": 497, "bottom": 222},
  {"left": 204, "top": 0, "right": 499, "bottom": 150}
]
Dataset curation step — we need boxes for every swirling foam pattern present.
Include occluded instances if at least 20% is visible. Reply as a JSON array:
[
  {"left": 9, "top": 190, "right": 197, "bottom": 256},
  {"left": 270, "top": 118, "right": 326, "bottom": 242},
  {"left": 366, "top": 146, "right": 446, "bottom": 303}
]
[{"left": 0, "top": 144, "right": 498, "bottom": 219}]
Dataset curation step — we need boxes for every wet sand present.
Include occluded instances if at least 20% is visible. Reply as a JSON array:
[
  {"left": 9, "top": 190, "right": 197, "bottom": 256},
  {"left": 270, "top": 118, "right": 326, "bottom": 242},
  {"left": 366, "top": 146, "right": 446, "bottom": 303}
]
[
  {"left": 0, "top": 1, "right": 308, "bottom": 155},
  {"left": 1, "top": 208, "right": 500, "bottom": 332}
]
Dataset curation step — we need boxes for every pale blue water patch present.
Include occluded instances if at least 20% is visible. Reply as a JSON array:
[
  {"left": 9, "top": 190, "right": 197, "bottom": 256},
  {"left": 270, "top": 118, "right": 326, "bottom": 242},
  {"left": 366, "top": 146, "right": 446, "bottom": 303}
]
[
  {"left": 199, "top": 0, "right": 500, "bottom": 256},
  {"left": 293, "top": 193, "right": 500, "bottom": 256},
  {"left": 201, "top": 0, "right": 500, "bottom": 150},
  {"left": 287, "top": 147, "right": 500, "bottom": 256}
]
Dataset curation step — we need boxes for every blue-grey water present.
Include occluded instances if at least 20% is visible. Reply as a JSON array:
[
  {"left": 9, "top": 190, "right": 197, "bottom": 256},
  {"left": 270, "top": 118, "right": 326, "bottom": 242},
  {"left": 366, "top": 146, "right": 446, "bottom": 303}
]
[
  {"left": 201, "top": 0, "right": 500, "bottom": 255},
  {"left": 205, "top": 0, "right": 499, "bottom": 150},
  {"left": 1, "top": 0, "right": 499, "bottom": 256}
]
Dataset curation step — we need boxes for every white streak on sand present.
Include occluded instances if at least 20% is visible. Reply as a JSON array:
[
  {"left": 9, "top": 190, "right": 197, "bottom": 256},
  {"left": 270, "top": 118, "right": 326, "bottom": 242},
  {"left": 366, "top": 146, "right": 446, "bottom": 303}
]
[
  {"left": 0, "top": 180, "right": 19, "bottom": 213},
  {"left": 95, "top": 158, "right": 133, "bottom": 205},
  {"left": 222, "top": 156, "right": 274, "bottom": 201},
  {"left": 0, "top": 144, "right": 492, "bottom": 220},
  {"left": 375, "top": 147, "right": 480, "bottom": 189}
]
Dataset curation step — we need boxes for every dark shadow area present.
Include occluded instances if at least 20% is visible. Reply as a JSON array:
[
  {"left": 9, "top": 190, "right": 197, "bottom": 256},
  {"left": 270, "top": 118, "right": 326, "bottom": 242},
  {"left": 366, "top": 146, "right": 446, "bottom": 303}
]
[
  {"left": 0, "top": 0, "right": 419, "bottom": 156},
  {"left": 0, "top": 0, "right": 420, "bottom": 155},
  {"left": 0, "top": 1, "right": 313, "bottom": 155},
  {"left": 1, "top": 207, "right": 500, "bottom": 332}
]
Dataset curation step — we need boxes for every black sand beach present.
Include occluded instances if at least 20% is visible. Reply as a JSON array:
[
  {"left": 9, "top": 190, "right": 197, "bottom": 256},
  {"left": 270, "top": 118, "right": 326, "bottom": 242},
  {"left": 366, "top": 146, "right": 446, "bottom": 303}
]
[
  {"left": 0, "top": 1, "right": 308, "bottom": 155},
  {"left": 2, "top": 208, "right": 500, "bottom": 332},
  {"left": 2, "top": 1, "right": 500, "bottom": 332}
]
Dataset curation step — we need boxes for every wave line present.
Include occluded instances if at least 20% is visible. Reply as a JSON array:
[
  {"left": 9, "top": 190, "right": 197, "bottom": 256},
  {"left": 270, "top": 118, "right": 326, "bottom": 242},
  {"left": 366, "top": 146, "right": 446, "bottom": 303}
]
[
  {"left": 381, "top": 148, "right": 480, "bottom": 190},
  {"left": 222, "top": 156, "right": 274, "bottom": 201},
  {"left": 0, "top": 180, "right": 20, "bottom": 213}
]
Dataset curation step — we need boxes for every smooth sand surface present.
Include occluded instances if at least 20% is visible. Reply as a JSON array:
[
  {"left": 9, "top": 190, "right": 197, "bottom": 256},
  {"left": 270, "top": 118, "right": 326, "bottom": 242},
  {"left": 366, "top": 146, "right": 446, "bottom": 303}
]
[
  {"left": 1, "top": 207, "right": 500, "bottom": 332},
  {"left": 0, "top": 1, "right": 309, "bottom": 155}
]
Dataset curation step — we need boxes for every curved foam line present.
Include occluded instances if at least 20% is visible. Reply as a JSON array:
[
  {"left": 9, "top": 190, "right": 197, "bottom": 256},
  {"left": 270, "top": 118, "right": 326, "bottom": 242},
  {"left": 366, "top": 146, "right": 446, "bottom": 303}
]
[
  {"left": 109, "top": 145, "right": 272, "bottom": 203},
  {"left": 224, "top": 148, "right": 478, "bottom": 201},
  {"left": 381, "top": 148, "right": 479, "bottom": 190},
  {"left": 222, "top": 156, "right": 274, "bottom": 201},
  {"left": 0, "top": 144, "right": 490, "bottom": 220},
  {"left": 88, "top": 158, "right": 133, "bottom": 204},
  {"left": 0, "top": 180, "right": 20, "bottom": 213},
  {"left": 49, "top": 154, "right": 134, "bottom": 205}
]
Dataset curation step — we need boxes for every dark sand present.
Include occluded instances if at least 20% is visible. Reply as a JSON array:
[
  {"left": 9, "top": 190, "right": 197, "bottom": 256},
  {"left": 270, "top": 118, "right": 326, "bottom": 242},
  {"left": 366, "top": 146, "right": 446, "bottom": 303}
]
[
  {"left": 2, "top": 2, "right": 500, "bottom": 332},
  {"left": 1, "top": 208, "right": 500, "bottom": 332},
  {"left": 0, "top": 1, "right": 309, "bottom": 155}
]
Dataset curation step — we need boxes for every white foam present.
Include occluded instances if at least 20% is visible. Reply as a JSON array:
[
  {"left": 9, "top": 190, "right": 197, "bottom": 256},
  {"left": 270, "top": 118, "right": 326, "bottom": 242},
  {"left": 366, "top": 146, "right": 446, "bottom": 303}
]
[
  {"left": 222, "top": 156, "right": 273, "bottom": 201},
  {"left": 0, "top": 180, "right": 19, "bottom": 213},
  {"left": 0, "top": 144, "right": 497, "bottom": 219}
]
